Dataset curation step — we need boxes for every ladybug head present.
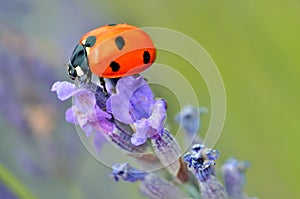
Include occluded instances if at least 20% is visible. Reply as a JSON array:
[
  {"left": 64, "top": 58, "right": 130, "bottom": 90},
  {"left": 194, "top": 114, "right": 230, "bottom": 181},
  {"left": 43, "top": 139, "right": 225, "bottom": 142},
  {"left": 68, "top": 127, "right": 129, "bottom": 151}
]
[{"left": 68, "top": 44, "right": 89, "bottom": 80}]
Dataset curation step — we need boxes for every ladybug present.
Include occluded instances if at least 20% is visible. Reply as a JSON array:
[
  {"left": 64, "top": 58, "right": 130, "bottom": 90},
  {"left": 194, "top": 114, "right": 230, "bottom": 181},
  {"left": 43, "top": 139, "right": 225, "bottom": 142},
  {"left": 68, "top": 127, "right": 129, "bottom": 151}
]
[{"left": 67, "top": 23, "right": 156, "bottom": 83}]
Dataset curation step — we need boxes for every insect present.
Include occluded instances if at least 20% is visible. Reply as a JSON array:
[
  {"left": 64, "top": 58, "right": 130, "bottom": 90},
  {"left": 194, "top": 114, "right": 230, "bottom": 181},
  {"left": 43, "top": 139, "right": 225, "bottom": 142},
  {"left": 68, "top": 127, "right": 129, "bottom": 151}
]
[{"left": 67, "top": 23, "right": 156, "bottom": 89}]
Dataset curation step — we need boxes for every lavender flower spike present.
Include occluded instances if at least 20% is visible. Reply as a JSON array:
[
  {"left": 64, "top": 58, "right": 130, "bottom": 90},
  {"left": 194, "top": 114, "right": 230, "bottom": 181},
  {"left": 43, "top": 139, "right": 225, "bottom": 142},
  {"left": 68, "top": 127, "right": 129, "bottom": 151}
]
[
  {"left": 111, "top": 163, "right": 148, "bottom": 182},
  {"left": 222, "top": 158, "right": 258, "bottom": 199}
]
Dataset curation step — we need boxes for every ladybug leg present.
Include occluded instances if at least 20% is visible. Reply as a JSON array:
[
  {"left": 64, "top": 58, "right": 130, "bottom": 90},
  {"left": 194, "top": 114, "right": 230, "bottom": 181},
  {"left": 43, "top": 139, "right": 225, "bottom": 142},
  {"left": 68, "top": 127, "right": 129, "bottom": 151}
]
[{"left": 99, "top": 77, "right": 108, "bottom": 94}]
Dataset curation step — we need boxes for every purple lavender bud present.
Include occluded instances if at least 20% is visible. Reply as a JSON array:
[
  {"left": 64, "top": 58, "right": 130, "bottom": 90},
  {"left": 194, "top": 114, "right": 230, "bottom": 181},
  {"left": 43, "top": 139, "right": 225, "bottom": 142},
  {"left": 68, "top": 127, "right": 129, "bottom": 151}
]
[
  {"left": 151, "top": 128, "right": 184, "bottom": 179},
  {"left": 175, "top": 105, "right": 207, "bottom": 134},
  {"left": 199, "top": 176, "right": 227, "bottom": 199},
  {"left": 184, "top": 145, "right": 226, "bottom": 198},
  {"left": 183, "top": 144, "right": 219, "bottom": 182},
  {"left": 111, "top": 163, "right": 148, "bottom": 182},
  {"left": 140, "top": 174, "right": 189, "bottom": 199},
  {"left": 222, "top": 158, "right": 256, "bottom": 199},
  {"left": 175, "top": 106, "right": 207, "bottom": 145},
  {"left": 95, "top": 85, "right": 110, "bottom": 109}
]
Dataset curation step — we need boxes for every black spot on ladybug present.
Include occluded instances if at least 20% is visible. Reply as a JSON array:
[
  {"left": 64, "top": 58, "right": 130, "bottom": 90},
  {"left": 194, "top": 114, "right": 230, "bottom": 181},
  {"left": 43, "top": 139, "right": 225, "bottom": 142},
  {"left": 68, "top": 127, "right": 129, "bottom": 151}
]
[
  {"left": 85, "top": 36, "right": 96, "bottom": 47},
  {"left": 143, "top": 51, "right": 150, "bottom": 64},
  {"left": 115, "top": 36, "right": 125, "bottom": 50},
  {"left": 108, "top": 23, "right": 117, "bottom": 26},
  {"left": 110, "top": 61, "right": 120, "bottom": 72}
]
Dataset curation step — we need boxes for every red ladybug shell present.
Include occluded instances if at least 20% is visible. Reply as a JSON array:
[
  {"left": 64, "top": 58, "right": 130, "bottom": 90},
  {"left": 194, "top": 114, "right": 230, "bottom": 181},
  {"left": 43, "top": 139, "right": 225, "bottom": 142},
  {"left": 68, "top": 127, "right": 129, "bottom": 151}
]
[{"left": 80, "top": 24, "right": 156, "bottom": 78}]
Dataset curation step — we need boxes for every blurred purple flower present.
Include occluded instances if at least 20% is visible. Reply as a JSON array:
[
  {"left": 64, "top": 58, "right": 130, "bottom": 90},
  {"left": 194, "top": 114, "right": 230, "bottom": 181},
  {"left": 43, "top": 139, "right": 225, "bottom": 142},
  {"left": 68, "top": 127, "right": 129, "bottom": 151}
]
[
  {"left": 199, "top": 176, "right": 227, "bottom": 199},
  {"left": 175, "top": 105, "right": 207, "bottom": 145},
  {"left": 107, "top": 76, "right": 167, "bottom": 146},
  {"left": 0, "top": 26, "right": 59, "bottom": 134},
  {"left": 111, "top": 163, "right": 148, "bottom": 182},
  {"left": 222, "top": 158, "right": 257, "bottom": 199},
  {"left": 140, "top": 174, "right": 189, "bottom": 199},
  {"left": 111, "top": 163, "right": 188, "bottom": 199}
]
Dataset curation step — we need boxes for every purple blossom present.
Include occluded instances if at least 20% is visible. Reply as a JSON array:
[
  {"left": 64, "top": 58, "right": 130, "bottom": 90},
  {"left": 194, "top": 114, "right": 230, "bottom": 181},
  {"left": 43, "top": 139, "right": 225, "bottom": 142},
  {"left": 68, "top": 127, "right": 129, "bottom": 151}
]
[
  {"left": 175, "top": 105, "right": 203, "bottom": 134},
  {"left": 51, "top": 81, "right": 109, "bottom": 148},
  {"left": 183, "top": 145, "right": 226, "bottom": 199},
  {"left": 222, "top": 158, "right": 257, "bottom": 199},
  {"left": 111, "top": 163, "right": 148, "bottom": 182},
  {"left": 111, "top": 163, "right": 188, "bottom": 199},
  {"left": 175, "top": 105, "right": 207, "bottom": 145},
  {"left": 107, "top": 76, "right": 167, "bottom": 146},
  {"left": 183, "top": 144, "right": 219, "bottom": 182},
  {"left": 51, "top": 79, "right": 148, "bottom": 153}
]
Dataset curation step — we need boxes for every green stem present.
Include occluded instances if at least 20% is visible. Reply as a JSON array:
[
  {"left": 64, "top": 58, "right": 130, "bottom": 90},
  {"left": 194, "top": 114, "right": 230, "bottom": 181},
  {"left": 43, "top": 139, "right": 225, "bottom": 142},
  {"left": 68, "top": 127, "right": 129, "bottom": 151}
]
[{"left": 0, "top": 163, "right": 36, "bottom": 199}]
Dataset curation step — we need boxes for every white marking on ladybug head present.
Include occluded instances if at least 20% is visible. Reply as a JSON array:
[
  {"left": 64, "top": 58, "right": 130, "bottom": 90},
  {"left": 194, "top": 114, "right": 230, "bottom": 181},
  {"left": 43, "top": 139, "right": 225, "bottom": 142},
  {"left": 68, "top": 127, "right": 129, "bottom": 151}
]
[
  {"left": 85, "top": 47, "right": 91, "bottom": 55},
  {"left": 81, "top": 39, "right": 87, "bottom": 45},
  {"left": 75, "top": 66, "right": 84, "bottom": 77}
]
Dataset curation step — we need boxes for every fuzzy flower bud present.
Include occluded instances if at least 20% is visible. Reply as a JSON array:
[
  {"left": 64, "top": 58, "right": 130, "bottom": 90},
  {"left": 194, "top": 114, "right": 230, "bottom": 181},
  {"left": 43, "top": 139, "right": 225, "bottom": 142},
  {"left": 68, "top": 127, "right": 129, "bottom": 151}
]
[
  {"left": 183, "top": 144, "right": 226, "bottom": 199},
  {"left": 151, "top": 128, "right": 188, "bottom": 182},
  {"left": 111, "top": 163, "right": 148, "bottom": 182},
  {"left": 222, "top": 158, "right": 257, "bottom": 199},
  {"left": 140, "top": 174, "right": 189, "bottom": 199}
]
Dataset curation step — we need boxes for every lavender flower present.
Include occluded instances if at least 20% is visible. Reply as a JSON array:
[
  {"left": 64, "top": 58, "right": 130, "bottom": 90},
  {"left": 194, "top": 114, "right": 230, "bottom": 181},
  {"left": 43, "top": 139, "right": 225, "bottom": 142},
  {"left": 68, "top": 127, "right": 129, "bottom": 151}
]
[
  {"left": 52, "top": 70, "right": 258, "bottom": 199},
  {"left": 183, "top": 144, "right": 219, "bottom": 182},
  {"left": 111, "top": 163, "right": 148, "bottom": 182},
  {"left": 222, "top": 158, "right": 257, "bottom": 199},
  {"left": 175, "top": 105, "right": 207, "bottom": 145},
  {"left": 175, "top": 105, "right": 207, "bottom": 135},
  {"left": 183, "top": 144, "right": 226, "bottom": 199},
  {"left": 51, "top": 79, "right": 149, "bottom": 153},
  {"left": 111, "top": 163, "right": 188, "bottom": 199},
  {"left": 107, "top": 76, "right": 167, "bottom": 146},
  {"left": 51, "top": 81, "right": 112, "bottom": 137}
]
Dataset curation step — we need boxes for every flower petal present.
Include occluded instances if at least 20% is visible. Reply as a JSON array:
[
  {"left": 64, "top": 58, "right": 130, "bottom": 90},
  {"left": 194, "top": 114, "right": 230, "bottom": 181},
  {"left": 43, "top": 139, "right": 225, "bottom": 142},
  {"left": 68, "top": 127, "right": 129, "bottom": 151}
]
[
  {"left": 73, "top": 89, "right": 96, "bottom": 113},
  {"left": 82, "top": 123, "right": 93, "bottom": 137},
  {"left": 108, "top": 76, "right": 154, "bottom": 124},
  {"left": 148, "top": 99, "right": 167, "bottom": 132},
  {"left": 93, "top": 131, "right": 107, "bottom": 152},
  {"left": 65, "top": 107, "right": 77, "bottom": 124},
  {"left": 131, "top": 119, "right": 150, "bottom": 146},
  {"left": 51, "top": 81, "right": 78, "bottom": 101}
]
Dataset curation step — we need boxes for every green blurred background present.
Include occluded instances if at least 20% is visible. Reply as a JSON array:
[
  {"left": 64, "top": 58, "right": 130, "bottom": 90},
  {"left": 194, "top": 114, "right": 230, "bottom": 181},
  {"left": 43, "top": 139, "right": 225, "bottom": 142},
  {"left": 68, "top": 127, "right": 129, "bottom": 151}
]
[{"left": 1, "top": 0, "right": 299, "bottom": 198}]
